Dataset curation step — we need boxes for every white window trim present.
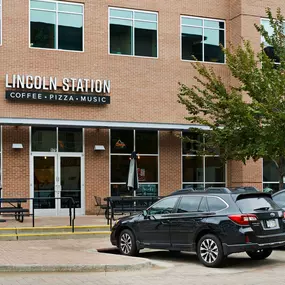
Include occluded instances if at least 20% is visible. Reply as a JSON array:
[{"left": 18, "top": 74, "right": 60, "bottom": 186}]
[
  {"left": 180, "top": 15, "right": 226, "bottom": 65},
  {"left": 181, "top": 131, "right": 227, "bottom": 189},
  {"left": 109, "top": 129, "right": 160, "bottom": 196},
  {"left": 108, "top": 7, "right": 159, "bottom": 59},
  {"left": 29, "top": 0, "right": 84, "bottom": 53}
]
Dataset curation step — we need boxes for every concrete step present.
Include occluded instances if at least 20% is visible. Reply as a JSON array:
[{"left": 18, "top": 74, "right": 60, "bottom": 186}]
[{"left": 0, "top": 225, "right": 111, "bottom": 241}]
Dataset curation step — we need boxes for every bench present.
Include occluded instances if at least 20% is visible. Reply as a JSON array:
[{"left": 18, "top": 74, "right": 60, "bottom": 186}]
[{"left": 0, "top": 198, "right": 30, "bottom": 223}]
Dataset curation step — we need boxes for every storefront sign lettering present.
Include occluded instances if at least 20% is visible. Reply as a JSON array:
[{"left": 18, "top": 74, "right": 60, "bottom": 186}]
[
  {"left": 5, "top": 74, "right": 111, "bottom": 105},
  {"left": 5, "top": 91, "right": 110, "bottom": 104}
]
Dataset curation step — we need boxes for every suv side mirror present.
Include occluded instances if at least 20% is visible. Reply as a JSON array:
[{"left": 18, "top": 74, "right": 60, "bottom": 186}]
[{"left": 143, "top": 210, "right": 148, "bottom": 217}]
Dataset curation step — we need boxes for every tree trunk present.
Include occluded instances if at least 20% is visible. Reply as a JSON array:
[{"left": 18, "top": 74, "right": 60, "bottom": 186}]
[{"left": 278, "top": 156, "right": 285, "bottom": 191}]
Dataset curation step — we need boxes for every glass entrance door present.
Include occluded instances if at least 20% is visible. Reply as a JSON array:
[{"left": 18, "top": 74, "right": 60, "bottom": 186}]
[
  {"left": 32, "top": 154, "right": 84, "bottom": 216},
  {"left": 33, "top": 155, "right": 57, "bottom": 214},
  {"left": 58, "top": 155, "right": 82, "bottom": 216}
]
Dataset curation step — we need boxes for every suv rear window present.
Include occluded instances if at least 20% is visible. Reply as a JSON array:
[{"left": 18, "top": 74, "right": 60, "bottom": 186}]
[{"left": 236, "top": 196, "right": 280, "bottom": 213}]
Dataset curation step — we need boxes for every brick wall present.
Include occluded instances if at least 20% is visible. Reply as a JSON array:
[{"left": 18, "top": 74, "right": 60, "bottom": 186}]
[
  {"left": 85, "top": 128, "right": 109, "bottom": 214},
  {"left": 1, "top": 0, "right": 283, "bottom": 213},
  {"left": 2, "top": 126, "right": 30, "bottom": 207}
]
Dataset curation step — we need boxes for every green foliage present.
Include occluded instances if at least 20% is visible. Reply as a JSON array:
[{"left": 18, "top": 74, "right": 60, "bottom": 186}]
[{"left": 178, "top": 8, "right": 285, "bottom": 186}]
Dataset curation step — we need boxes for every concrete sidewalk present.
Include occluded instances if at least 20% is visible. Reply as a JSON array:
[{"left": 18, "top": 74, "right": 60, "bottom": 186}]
[{"left": 0, "top": 237, "right": 153, "bottom": 272}]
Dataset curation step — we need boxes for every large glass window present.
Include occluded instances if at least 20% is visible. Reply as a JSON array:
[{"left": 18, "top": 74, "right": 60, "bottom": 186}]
[
  {"left": 182, "top": 132, "right": 226, "bottom": 190},
  {"left": 31, "top": 127, "right": 83, "bottom": 152},
  {"left": 181, "top": 16, "right": 225, "bottom": 63},
  {"left": 30, "top": 0, "right": 83, "bottom": 51},
  {"left": 109, "top": 8, "right": 158, "bottom": 57},
  {"left": 110, "top": 129, "right": 159, "bottom": 196},
  {"left": 263, "top": 158, "right": 279, "bottom": 192}
]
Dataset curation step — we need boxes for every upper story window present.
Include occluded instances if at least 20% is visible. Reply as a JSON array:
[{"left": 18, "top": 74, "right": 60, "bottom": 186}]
[
  {"left": 109, "top": 7, "right": 158, "bottom": 58},
  {"left": 30, "top": 0, "right": 84, "bottom": 51},
  {"left": 181, "top": 16, "right": 225, "bottom": 63}
]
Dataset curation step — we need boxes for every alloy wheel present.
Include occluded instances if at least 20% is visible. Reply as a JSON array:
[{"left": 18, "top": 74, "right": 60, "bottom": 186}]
[
  {"left": 120, "top": 233, "right": 132, "bottom": 254},
  {"left": 200, "top": 238, "right": 219, "bottom": 264}
]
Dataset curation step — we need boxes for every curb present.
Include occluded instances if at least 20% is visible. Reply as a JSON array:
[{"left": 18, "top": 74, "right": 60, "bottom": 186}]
[{"left": 0, "top": 261, "right": 154, "bottom": 273}]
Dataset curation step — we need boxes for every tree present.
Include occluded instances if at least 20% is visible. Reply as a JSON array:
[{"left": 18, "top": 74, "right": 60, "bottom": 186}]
[{"left": 177, "top": 8, "right": 285, "bottom": 191}]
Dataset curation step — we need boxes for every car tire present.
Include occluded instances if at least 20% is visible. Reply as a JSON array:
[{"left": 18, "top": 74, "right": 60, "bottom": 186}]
[
  {"left": 118, "top": 229, "right": 139, "bottom": 256},
  {"left": 246, "top": 249, "right": 272, "bottom": 260},
  {"left": 197, "top": 234, "right": 225, "bottom": 268}
]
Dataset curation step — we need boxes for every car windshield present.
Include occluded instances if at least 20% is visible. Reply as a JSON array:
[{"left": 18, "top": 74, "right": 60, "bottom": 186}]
[{"left": 236, "top": 196, "right": 280, "bottom": 213}]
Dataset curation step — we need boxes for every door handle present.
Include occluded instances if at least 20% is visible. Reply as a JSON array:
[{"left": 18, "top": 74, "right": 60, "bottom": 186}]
[{"left": 160, "top": 220, "right": 169, "bottom": 225}]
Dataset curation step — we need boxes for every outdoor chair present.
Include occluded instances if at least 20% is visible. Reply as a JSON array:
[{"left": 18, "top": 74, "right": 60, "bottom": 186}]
[{"left": 94, "top": 196, "right": 107, "bottom": 216}]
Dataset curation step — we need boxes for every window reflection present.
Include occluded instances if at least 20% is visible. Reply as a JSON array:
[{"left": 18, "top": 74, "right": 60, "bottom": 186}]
[
  {"left": 32, "top": 127, "right": 56, "bottom": 152},
  {"left": 30, "top": 0, "right": 83, "bottom": 51},
  {"left": 109, "top": 8, "right": 158, "bottom": 57},
  {"left": 181, "top": 16, "right": 225, "bottom": 63}
]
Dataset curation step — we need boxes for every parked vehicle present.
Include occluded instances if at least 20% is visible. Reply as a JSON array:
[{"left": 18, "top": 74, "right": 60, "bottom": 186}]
[
  {"left": 110, "top": 190, "right": 285, "bottom": 267},
  {"left": 272, "top": 189, "right": 285, "bottom": 209},
  {"left": 168, "top": 188, "right": 195, "bottom": 196}
]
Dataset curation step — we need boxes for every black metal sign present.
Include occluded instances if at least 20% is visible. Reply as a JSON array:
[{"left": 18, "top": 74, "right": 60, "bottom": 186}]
[{"left": 5, "top": 90, "right": 110, "bottom": 105}]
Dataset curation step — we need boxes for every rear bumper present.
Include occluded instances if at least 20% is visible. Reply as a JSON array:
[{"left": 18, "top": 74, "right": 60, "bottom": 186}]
[{"left": 223, "top": 240, "right": 285, "bottom": 255}]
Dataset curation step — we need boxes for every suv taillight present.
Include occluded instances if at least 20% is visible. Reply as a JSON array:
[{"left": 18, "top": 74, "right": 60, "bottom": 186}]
[{"left": 228, "top": 214, "right": 257, "bottom": 225}]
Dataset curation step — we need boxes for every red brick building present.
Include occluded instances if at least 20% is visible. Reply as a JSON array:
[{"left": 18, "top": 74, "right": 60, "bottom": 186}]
[{"left": 0, "top": 0, "right": 281, "bottom": 215}]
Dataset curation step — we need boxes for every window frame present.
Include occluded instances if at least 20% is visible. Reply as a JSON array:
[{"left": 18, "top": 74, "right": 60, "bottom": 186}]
[
  {"left": 147, "top": 196, "right": 179, "bottom": 215},
  {"left": 29, "top": 0, "right": 84, "bottom": 52},
  {"left": 30, "top": 127, "right": 84, "bottom": 153},
  {"left": 176, "top": 195, "right": 205, "bottom": 213},
  {"left": 181, "top": 131, "right": 227, "bottom": 190},
  {"left": 109, "top": 129, "right": 160, "bottom": 196},
  {"left": 108, "top": 6, "right": 159, "bottom": 59},
  {"left": 206, "top": 196, "right": 228, "bottom": 212},
  {"left": 180, "top": 15, "right": 226, "bottom": 64}
]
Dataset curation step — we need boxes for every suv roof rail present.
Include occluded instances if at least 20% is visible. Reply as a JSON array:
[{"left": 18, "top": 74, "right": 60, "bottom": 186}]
[{"left": 205, "top": 187, "right": 232, "bottom": 194}]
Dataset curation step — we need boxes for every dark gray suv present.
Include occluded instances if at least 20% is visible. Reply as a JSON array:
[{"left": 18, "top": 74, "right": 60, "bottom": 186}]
[{"left": 110, "top": 190, "right": 285, "bottom": 267}]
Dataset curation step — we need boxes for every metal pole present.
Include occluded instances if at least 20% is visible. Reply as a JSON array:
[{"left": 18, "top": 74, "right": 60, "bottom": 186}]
[
  {"left": 32, "top": 198, "right": 35, "bottom": 227},
  {"left": 0, "top": 187, "right": 6, "bottom": 222}
]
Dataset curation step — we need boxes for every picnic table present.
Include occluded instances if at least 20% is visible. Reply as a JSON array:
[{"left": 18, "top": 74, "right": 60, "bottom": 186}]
[
  {"left": 104, "top": 196, "right": 161, "bottom": 228},
  {"left": 0, "top": 198, "right": 29, "bottom": 222}
]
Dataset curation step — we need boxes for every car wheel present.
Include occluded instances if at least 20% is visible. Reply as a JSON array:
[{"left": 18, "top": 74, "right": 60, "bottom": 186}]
[
  {"left": 246, "top": 249, "right": 272, "bottom": 260},
  {"left": 197, "top": 234, "right": 225, "bottom": 267},
  {"left": 118, "top": 229, "right": 139, "bottom": 256}
]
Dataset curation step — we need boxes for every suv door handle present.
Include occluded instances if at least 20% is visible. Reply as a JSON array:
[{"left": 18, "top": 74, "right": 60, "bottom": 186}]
[{"left": 160, "top": 220, "right": 169, "bottom": 225}]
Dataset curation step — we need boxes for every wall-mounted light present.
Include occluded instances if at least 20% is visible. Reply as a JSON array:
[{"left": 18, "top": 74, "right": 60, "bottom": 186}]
[
  {"left": 94, "top": 145, "right": 105, "bottom": 151},
  {"left": 12, "top": 143, "right": 23, "bottom": 149}
]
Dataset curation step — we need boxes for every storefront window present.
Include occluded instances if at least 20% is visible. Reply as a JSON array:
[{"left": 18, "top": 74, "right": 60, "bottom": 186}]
[
  {"left": 263, "top": 158, "right": 279, "bottom": 192},
  {"left": 30, "top": 0, "right": 83, "bottom": 51},
  {"left": 32, "top": 127, "right": 83, "bottom": 152},
  {"left": 111, "top": 130, "right": 133, "bottom": 154},
  {"left": 32, "top": 127, "right": 57, "bottom": 152},
  {"left": 136, "top": 130, "right": 158, "bottom": 154},
  {"left": 110, "top": 129, "right": 159, "bottom": 196},
  {"left": 182, "top": 132, "right": 226, "bottom": 190},
  {"left": 58, "top": 128, "right": 82, "bottom": 152}
]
